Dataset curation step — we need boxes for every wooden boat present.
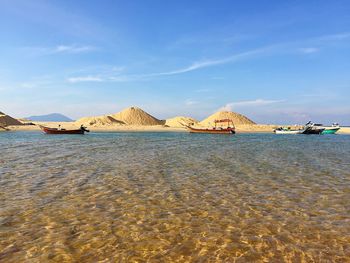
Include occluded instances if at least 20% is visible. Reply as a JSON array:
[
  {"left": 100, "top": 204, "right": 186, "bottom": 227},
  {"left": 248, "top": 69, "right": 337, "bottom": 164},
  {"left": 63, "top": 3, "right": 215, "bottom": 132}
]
[
  {"left": 274, "top": 122, "right": 324, "bottom": 135},
  {"left": 187, "top": 119, "right": 235, "bottom": 134},
  {"left": 39, "top": 125, "right": 89, "bottom": 135}
]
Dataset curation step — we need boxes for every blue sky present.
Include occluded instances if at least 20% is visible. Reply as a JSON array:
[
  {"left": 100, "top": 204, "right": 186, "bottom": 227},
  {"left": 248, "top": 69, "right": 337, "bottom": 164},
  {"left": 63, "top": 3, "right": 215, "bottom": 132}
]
[{"left": 0, "top": 0, "right": 349, "bottom": 124}]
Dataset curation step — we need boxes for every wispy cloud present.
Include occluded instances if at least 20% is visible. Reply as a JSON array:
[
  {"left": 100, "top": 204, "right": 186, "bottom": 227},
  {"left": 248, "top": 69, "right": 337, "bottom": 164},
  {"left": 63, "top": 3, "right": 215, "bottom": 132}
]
[
  {"left": 53, "top": 45, "right": 96, "bottom": 54},
  {"left": 66, "top": 66, "right": 129, "bottom": 83},
  {"left": 150, "top": 48, "right": 270, "bottom": 77},
  {"left": 167, "top": 33, "right": 254, "bottom": 50},
  {"left": 67, "top": 31, "right": 350, "bottom": 83},
  {"left": 219, "top": 99, "right": 285, "bottom": 111},
  {"left": 67, "top": 76, "right": 103, "bottom": 83},
  {"left": 67, "top": 75, "right": 134, "bottom": 83},
  {"left": 19, "top": 75, "right": 54, "bottom": 89},
  {"left": 317, "top": 32, "right": 350, "bottom": 41},
  {"left": 185, "top": 99, "right": 198, "bottom": 106},
  {"left": 298, "top": 47, "right": 320, "bottom": 54},
  {"left": 23, "top": 44, "right": 97, "bottom": 56},
  {"left": 161, "top": 32, "right": 350, "bottom": 76}
]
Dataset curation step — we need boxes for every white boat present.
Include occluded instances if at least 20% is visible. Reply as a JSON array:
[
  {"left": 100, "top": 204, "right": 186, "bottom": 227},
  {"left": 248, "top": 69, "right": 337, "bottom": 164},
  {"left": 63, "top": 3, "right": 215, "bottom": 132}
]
[
  {"left": 274, "top": 122, "right": 324, "bottom": 134},
  {"left": 274, "top": 127, "right": 305, "bottom": 134}
]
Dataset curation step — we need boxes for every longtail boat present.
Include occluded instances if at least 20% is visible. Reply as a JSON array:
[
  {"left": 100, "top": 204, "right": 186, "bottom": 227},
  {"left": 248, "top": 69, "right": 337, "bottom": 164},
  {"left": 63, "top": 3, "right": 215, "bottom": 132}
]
[
  {"left": 187, "top": 119, "right": 235, "bottom": 134},
  {"left": 39, "top": 125, "right": 89, "bottom": 135}
]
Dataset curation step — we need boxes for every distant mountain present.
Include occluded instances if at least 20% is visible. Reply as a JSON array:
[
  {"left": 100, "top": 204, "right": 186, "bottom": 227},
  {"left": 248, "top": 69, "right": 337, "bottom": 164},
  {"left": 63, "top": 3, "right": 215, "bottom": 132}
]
[{"left": 26, "top": 113, "right": 74, "bottom": 122}]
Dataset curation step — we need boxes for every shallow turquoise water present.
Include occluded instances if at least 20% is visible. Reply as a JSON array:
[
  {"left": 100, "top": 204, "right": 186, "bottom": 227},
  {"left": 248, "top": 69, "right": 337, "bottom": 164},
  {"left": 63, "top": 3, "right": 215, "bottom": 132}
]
[{"left": 1, "top": 132, "right": 350, "bottom": 262}]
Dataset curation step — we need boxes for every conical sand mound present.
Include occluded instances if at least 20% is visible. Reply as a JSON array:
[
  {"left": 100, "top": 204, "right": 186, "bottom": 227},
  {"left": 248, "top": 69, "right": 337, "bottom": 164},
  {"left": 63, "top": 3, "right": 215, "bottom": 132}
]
[
  {"left": 75, "top": 115, "right": 125, "bottom": 126},
  {"left": 165, "top": 116, "right": 198, "bottom": 127},
  {"left": 200, "top": 111, "right": 255, "bottom": 126},
  {"left": 111, "top": 107, "right": 163, "bottom": 126},
  {"left": 0, "top": 111, "right": 23, "bottom": 127}
]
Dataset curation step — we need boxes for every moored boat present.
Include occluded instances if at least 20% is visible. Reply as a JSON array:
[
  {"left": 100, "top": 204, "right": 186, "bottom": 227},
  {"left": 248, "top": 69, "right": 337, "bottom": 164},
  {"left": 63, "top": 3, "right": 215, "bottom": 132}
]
[
  {"left": 322, "top": 127, "right": 340, "bottom": 134},
  {"left": 274, "top": 127, "right": 305, "bottom": 134},
  {"left": 39, "top": 125, "right": 89, "bottom": 134},
  {"left": 274, "top": 122, "right": 324, "bottom": 135},
  {"left": 187, "top": 119, "right": 235, "bottom": 134},
  {"left": 318, "top": 123, "right": 341, "bottom": 134}
]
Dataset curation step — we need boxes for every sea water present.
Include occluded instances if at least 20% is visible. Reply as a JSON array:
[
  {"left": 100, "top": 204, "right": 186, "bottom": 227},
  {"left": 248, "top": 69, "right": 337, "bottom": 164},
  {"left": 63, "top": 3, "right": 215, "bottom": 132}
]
[{"left": 1, "top": 132, "right": 350, "bottom": 262}]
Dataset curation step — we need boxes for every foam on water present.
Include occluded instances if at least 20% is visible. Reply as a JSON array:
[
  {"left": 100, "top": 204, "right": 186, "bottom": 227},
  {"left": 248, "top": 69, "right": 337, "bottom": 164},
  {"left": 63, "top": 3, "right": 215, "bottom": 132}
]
[{"left": 1, "top": 132, "right": 350, "bottom": 262}]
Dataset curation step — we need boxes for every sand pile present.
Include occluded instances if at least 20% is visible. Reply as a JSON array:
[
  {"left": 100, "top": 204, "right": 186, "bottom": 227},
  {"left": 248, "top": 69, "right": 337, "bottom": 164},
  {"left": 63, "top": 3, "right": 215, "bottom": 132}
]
[
  {"left": 165, "top": 116, "right": 198, "bottom": 127},
  {"left": 0, "top": 111, "right": 23, "bottom": 127},
  {"left": 76, "top": 115, "right": 124, "bottom": 126},
  {"left": 111, "top": 107, "right": 163, "bottom": 126},
  {"left": 200, "top": 111, "right": 255, "bottom": 126}
]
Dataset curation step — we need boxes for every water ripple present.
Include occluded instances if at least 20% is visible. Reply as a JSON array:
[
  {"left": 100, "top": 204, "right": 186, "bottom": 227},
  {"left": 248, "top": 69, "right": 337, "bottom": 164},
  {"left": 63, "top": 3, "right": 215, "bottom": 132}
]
[{"left": 1, "top": 132, "right": 350, "bottom": 262}]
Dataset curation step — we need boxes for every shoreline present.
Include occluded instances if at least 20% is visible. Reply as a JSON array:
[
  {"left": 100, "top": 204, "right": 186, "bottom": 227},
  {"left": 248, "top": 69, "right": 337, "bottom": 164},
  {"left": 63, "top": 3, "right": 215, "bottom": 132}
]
[
  {"left": 6, "top": 122, "right": 279, "bottom": 134},
  {"left": 5, "top": 123, "right": 350, "bottom": 134}
]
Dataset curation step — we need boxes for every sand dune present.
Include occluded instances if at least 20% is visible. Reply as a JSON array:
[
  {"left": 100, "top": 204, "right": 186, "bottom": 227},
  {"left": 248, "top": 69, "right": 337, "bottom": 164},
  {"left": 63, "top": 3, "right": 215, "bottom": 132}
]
[
  {"left": 75, "top": 107, "right": 164, "bottom": 127},
  {"left": 111, "top": 107, "right": 164, "bottom": 126},
  {"left": 3, "top": 107, "right": 349, "bottom": 134},
  {"left": 0, "top": 111, "right": 23, "bottom": 127},
  {"left": 165, "top": 116, "right": 198, "bottom": 127},
  {"left": 76, "top": 115, "right": 124, "bottom": 126},
  {"left": 200, "top": 111, "right": 255, "bottom": 126}
]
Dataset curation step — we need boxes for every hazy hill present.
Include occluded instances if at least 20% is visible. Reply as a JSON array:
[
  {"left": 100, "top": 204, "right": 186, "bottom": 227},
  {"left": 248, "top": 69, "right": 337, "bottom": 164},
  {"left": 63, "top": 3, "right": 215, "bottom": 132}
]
[{"left": 26, "top": 113, "right": 74, "bottom": 122}]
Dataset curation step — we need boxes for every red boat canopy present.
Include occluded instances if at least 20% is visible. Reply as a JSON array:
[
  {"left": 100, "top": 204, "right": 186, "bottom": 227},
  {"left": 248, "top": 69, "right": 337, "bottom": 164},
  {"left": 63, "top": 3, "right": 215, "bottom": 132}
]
[{"left": 214, "top": 119, "right": 233, "bottom": 123}]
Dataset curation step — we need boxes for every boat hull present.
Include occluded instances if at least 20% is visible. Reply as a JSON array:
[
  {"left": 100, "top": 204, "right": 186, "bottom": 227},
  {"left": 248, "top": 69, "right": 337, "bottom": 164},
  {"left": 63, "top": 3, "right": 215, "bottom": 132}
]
[
  {"left": 274, "top": 126, "right": 324, "bottom": 135},
  {"left": 274, "top": 129, "right": 303, "bottom": 134},
  {"left": 40, "top": 126, "right": 88, "bottom": 134},
  {"left": 321, "top": 128, "right": 340, "bottom": 134},
  {"left": 188, "top": 127, "right": 235, "bottom": 134},
  {"left": 302, "top": 128, "right": 324, "bottom": 134}
]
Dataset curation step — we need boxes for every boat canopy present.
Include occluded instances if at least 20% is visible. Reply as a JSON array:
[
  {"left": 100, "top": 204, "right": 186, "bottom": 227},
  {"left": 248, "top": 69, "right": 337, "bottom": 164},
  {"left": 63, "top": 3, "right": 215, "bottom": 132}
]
[{"left": 214, "top": 119, "right": 233, "bottom": 123}]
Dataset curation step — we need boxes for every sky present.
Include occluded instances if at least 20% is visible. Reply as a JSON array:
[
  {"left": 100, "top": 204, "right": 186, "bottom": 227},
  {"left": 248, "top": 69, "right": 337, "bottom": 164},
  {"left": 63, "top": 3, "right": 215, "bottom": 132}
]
[{"left": 0, "top": 0, "right": 350, "bottom": 124}]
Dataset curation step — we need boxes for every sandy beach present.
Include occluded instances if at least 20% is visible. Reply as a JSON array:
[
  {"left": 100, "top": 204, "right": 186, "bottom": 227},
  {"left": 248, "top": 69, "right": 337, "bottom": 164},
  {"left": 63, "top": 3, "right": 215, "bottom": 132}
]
[
  {"left": 7, "top": 122, "right": 350, "bottom": 134},
  {"left": 338, "top": 127, "right": 350, "bottom": 134},
  {"left": 3, "top": 107, "right": 349, "bottom": 134}
]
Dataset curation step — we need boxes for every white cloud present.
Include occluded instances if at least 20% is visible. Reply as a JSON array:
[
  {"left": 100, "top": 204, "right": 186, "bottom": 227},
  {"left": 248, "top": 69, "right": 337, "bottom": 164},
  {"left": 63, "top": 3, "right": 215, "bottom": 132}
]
[
  {"left": 65, "top": 48, "right": 266, "bottom": 83},
  {"left": 22, "top": 44, "right": 97, "bottom": 56},
  {"left": 317, "top": 32, "right": 350, "bottom": 41},
  {"left": 67, "top": 76, "right": 103, "bottom": 83},
  {"left": 150, "top": 48, "right": 269, "bottom": 76},
  {"left": 65, "top": 31, "right": 350, "bottom": 83},
  {"left": 219, "top": 99, "right": 285, "bottom": 111},
  {"left": 67, "top": 75, "right": 131, "bottom": 83},
  {"left": 54, "top": 45, "right": 96, "bottom": 54},
  {"left": 298, "top": 47, "right": 320, "bottom": 54},
  {"left": 67, "top": 66, "right": 129, "bottom": 83},
  {"left": 185, "top": 99, "right": 198, "bottom": 106}
]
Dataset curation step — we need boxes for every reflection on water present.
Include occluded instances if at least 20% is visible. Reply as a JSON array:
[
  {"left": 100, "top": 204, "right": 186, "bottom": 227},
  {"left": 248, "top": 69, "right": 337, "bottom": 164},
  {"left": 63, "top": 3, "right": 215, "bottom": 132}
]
[{"left": 1, "top": 132, "right": 350, "bottom": 262}]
